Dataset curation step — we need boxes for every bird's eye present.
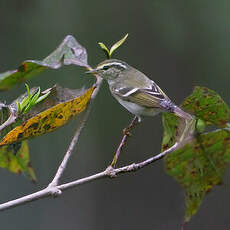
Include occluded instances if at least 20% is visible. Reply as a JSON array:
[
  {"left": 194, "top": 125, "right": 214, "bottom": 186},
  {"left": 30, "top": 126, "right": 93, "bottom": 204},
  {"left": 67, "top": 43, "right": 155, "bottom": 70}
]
[{"left": 103, "top": 65, "right": 110, "bottom": 70}]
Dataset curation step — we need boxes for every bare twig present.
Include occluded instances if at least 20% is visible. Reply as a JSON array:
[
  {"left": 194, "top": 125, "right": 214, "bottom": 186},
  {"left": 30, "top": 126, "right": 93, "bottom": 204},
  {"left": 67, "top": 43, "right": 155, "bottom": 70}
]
[
  {"left": 111, "top": 116, "right": 138, "bottom": 167},
  {"left": 48, "top": 108, "right": 91, "bottom": 189},
  {"left": 48, "top": 74, "right": 103, "bottom": 190},
  {"left": 0, "top": 141, "right": 180, "bottom": 212},
  {"left": 0, "top": 106, "right": 17, "bottom": 133}
]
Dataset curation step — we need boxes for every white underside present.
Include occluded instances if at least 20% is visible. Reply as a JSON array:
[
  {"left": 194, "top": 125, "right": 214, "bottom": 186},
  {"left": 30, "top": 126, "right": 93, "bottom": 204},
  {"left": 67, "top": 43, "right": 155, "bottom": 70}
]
[{"left": 113, "top": 95, "right": 161, "bottom": 121}]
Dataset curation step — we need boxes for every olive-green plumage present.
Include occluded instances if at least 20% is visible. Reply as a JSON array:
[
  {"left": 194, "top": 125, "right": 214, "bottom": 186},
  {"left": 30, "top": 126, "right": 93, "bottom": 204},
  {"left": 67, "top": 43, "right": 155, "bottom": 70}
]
[{"left": 88, "top": 59, "right": 192, "bottom": 121}]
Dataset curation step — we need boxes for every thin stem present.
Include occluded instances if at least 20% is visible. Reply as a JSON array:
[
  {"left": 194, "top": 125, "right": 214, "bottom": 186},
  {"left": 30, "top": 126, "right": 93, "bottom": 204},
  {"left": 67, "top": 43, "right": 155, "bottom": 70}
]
[
  {"left": 111, "top": 116, "right": 138, "bottom": 167},
  {"left": 0, "top": 106, "right": 17, "bottom": 133},
  {"left": 48, "top": 74, "right": 103, "bottom": 188},
  {"left": 48, "top": 108, "right": 90, "bottom": 187}
]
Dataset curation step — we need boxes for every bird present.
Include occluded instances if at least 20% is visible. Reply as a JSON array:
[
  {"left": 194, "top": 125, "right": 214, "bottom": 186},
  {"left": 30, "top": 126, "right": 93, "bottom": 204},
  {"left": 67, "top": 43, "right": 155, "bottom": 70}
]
[{"left": 87, "top": 59, "right": 193, "bottom": 123}]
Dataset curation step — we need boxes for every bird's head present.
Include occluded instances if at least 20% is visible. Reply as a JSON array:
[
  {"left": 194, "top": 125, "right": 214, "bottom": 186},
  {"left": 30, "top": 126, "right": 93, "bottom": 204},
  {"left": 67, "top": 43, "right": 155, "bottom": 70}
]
[{"left": 87, "top": 59, "right": 129, "bottom": 80}]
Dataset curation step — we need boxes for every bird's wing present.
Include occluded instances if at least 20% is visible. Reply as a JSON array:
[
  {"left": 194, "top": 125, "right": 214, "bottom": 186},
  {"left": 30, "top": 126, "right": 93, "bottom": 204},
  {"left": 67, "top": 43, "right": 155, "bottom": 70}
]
[{"left": 112, "top": 81, "right": 169, "bottom": 108}]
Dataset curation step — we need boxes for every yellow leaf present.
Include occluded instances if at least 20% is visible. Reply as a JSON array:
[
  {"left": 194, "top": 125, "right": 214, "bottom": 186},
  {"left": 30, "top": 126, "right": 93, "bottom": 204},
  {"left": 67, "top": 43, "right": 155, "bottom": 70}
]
[{"left": 0, "top": 86, "right": 95, "bottom": 146}]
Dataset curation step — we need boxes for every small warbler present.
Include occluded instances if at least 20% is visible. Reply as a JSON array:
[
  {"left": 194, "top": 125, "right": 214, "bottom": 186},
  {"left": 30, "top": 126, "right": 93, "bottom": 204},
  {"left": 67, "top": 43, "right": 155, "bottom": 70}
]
[{"left": 88, "top": 59, "right": 193, "bottom": 122}]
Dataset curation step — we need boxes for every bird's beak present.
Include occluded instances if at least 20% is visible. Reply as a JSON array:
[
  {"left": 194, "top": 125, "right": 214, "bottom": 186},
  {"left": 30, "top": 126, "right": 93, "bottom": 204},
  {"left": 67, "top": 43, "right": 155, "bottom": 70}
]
[{"left": 85, "top": 69, "right": 98, "bottom": 74}]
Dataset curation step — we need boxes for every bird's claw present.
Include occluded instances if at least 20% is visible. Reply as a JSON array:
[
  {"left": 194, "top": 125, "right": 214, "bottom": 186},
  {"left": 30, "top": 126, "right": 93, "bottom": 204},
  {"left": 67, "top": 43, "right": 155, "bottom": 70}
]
[{"left": 123, "top": 128, "right": 131, "bottom": 136}]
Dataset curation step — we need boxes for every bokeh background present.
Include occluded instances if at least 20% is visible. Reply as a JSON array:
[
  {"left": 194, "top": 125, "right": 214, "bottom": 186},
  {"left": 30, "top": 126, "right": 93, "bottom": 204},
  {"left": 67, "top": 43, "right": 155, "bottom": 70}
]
[{"left": 0, "top": 0, "right": 230, "bottom": 229}]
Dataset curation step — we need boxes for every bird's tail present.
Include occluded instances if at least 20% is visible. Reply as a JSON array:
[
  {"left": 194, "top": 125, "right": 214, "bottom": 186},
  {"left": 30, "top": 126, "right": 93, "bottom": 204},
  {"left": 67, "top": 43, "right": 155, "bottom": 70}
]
[
  {"left": 173, "top": 105, "right": 194, "bottom": 121},
  {"left": 173, "top": 105, "right": 195, "bottom": 142}
]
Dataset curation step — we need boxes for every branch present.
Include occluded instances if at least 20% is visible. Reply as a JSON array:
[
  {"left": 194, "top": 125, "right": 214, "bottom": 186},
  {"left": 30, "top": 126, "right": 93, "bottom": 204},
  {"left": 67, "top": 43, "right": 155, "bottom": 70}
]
[
  {"left": 111, "top": 116, "right": 138, "bottom": 167},
  {"left": 48, "top": 108, "right": 91, "bottom": 188},
  {"left": 0, "top": 106, "right": 17, "bottom": 133},
  {"left": 48, "top": 75, "right": 103, "bottom": 189},
  {"left": 0, "top": 141, "right": 180, "bottom": 212}
]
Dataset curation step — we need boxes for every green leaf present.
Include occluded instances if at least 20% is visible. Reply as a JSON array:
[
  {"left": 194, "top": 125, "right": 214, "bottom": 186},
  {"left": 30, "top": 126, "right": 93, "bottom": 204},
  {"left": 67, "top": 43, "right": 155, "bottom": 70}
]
[
  {"left": 162, "top": 112, "right": 180, "bottom": 151},
  {"left": 35, "top": 90, "right": 50, "bottom": 104},
  {"left": 109, "top": 34, "right": 128, "bottom": 57},
  {"left": 25, "top": 83, "right": 31, "bottom": 97},
  {"left": 16, "top": 101, "right": 21, "bottom": 114},
  {"left": 196, "top": 119, "right": 206, "bottom": 133},
  {"left": 183, "top": 86, "right": 230, "bottom": 128},
  {"left": 161, "top": 86, "right": 230, "bottom": 223},
  {"left": 98, "top": 34, "right": 129, "bottom": 59},
  {"left": 98, "top": 42, "right": 110, "bottom": 59},
  {"left": 164, "top": 129, "right": 230, "bottom": 222},
  {"left": 0, "top": 35, "right": 88, "bottom": 90},
  {"left": 20, "top": 95, "right": 31, "bottom": 111},
  {"left": 17, "top": 85, "right": 43, "bottom": 115}
]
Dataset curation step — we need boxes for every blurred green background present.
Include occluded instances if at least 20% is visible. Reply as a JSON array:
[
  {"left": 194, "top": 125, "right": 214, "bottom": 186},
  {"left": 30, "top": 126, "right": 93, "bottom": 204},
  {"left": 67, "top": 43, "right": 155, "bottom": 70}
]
[{"left": 1, "top": 0, "right": 230, "bottom": 229}]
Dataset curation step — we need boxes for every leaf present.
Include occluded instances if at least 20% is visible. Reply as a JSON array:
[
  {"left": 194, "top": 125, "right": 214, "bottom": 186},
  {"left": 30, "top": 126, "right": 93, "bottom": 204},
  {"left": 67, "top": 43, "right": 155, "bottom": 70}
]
[
  {"left": 164, "top": 129, "right": 230, "bottom": 222},
  {"left": 0, "top": 141, "right": 36, "bottom": 182},
  {"left": 0, "top": 35, "right": 88, "bottom": 90},
  {"left": 161, "top": 86, "right": 230, "bottom": 223},
  {"left": 17, "top": 84, "right": 50, "bottom": 115},
  {"left": 98, "top": 33, "right": 128, "bottom": 59},
  {"left": 98, "top": 42, "right": 110, "bottom": 59},
  {"left": 109, "top": 34, "right": 128, "bottom": 57},
  {"left": 0, "top": 86, "right": 95, "bottom": 146},
  {"left": 43, "top": 35, "right": 88, "bottom": 67},
  {"left": 0, "top": 65, "right": 46, "bottom": 91},
  {"left": 182, "top": 86, "right": 230, "bottom": 128},
  {"left": 35, "top": 90, "right": 50, "bottom": 103},
  {"left": 162, "top": 113, "right": 182, "bottom": 150}
]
